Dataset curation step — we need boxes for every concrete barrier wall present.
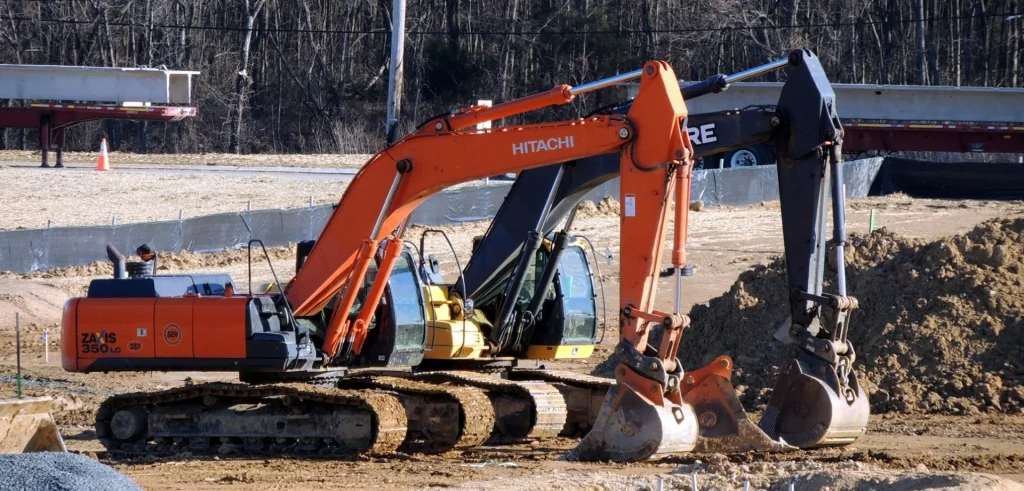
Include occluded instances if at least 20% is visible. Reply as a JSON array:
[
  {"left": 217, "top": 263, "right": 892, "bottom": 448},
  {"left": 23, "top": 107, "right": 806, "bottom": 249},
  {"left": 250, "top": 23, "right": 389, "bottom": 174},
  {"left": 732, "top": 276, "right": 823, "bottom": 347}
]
[
  {"left": 0, "top": 158, "right": 885, "bottom": 273},
  {"left": 581, "top": 157, "right": 884, "bottom": 206}
]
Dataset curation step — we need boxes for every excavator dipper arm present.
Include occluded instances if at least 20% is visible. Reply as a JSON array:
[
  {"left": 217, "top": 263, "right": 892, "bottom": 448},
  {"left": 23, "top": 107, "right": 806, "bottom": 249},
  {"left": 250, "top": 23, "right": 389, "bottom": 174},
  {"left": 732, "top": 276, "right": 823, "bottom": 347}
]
[
  {"left": 677, "top": 51, "right": 869, "bottom": 453},
  {"left": 569, "top": 62, "right": 700, "bottom": 462},
  {"left": 756, "top": 50, "right": 870, "bottom": 448}
]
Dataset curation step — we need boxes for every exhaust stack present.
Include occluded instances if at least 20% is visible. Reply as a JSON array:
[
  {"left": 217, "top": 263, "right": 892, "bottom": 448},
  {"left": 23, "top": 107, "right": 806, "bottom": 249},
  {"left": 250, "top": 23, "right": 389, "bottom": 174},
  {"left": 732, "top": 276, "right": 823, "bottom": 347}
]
[{"left": 106, "top": 243, "right": 126, "bottom": 279}]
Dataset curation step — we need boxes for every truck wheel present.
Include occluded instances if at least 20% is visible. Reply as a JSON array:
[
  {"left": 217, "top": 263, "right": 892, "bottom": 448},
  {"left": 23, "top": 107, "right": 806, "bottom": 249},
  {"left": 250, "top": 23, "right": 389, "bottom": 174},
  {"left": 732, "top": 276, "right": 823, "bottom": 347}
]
[{"left": 724, "top": 145, "right": 773, "bottom": 168}]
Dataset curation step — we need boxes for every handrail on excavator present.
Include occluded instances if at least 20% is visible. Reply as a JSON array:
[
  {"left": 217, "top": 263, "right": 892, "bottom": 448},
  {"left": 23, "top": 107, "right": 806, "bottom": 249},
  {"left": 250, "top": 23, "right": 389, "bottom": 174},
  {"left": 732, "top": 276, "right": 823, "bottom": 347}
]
[
  {"left": 443, "top": 69, "right": 645, "bottom": 132},
  {"left": 446, "top": 55, "right": 792, "bottom": 133}
]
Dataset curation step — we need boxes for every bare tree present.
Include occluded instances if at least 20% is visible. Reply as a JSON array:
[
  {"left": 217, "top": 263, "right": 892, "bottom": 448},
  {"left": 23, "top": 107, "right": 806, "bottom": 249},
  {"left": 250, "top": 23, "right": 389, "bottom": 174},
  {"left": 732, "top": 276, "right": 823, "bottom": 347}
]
[
  {"left": 228, "top": 0, "right": 265, "bottom": 154},
  {"left": 0, "top": 0, "right": 1016, "bottom": 154}
]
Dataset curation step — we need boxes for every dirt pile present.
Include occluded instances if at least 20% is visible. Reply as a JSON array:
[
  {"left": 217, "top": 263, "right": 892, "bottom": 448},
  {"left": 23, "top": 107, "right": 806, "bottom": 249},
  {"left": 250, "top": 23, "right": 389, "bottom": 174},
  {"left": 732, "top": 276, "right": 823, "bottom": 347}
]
[
  {"left": 596, "top": 218, "right": 1024, "bottom": 415},
  {"left": 684, "top": 217, "right": 1024, "bottom": 415},
  {"left": 575, "top": 197, "right": 620, "bottom": 218}
]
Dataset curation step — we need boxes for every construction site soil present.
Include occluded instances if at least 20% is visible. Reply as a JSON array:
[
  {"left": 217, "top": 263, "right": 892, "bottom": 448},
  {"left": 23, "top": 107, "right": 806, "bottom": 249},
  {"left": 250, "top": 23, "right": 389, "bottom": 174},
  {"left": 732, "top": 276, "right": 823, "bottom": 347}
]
[
  {"left": 597, "top": 217, "right": 1024, "bottom": 418},
  {"left": 1, "top": 192, "right": 1023, "bottom": 489},
  {"left": 674, "top": 218, "right": 1024, "bottom": 418},
  {"left": 0, "top": 166, "right": 351, "bottom": 230}
]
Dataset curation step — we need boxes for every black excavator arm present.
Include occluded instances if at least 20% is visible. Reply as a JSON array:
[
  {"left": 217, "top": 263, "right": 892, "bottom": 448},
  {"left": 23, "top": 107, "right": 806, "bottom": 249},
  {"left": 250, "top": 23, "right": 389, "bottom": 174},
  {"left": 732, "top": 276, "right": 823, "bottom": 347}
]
[
  {"left": 759, "top": 51, "right": 870, "bottom": 447},
  {"left": 458, "top": 61, "right": 792, "bottom": 356},
  {"left": 457, "top": 106, "right": 786, "bottom": 355}
]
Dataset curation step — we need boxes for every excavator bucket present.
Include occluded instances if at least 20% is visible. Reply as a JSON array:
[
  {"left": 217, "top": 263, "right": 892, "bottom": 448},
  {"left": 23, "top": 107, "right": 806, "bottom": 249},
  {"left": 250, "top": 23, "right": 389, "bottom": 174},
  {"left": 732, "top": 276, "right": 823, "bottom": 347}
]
[
  {"left": 680, "top": 356, "right": 794, "bottom": 453},
  {"left": 567, "top": 369, "right": 698, "bottom": 462},
  {"left": 758, "top": 352, "right": 870, "bottom": 448},
  {"left": 0, "top": 397, "right": 67, "bottom": 453}
]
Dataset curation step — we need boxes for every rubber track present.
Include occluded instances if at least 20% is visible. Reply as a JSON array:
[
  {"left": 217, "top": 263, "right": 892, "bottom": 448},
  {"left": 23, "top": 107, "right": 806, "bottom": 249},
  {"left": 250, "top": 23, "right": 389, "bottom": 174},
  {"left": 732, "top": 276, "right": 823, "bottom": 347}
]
[
  {"left": 95, "top": 382, "right": 407, "bottom": 456},
  {"left": 339, "top": 375, "right": 494, "bottom": 453},
  {"left": 414, "top": 371, "right": 567, "bottom": 440}
]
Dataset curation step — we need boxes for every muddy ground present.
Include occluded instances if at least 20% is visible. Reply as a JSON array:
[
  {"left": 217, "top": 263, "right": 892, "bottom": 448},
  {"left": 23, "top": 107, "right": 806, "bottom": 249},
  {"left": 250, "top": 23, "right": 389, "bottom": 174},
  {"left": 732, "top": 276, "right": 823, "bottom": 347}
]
[{"left": 1, "top": 194, "right": 1023, "bottom": 489}]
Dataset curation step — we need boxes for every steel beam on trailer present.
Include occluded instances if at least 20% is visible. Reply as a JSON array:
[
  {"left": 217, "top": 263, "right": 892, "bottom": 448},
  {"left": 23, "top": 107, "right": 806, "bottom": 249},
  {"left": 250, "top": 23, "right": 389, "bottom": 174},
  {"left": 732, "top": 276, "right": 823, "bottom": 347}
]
[
  {"left": 627, "top": 82, "right": 1024, "bottom": 124},
  {"left": 0, "top": 64, "right": 199, "bottom": 104},
  {"left": 843, "top": 122, "right": 1024, "bottom": 153}
]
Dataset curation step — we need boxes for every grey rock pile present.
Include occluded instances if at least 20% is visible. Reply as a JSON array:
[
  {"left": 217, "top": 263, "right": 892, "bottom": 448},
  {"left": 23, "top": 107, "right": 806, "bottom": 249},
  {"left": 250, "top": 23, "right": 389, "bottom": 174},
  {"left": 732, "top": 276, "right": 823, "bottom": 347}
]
[{"left": 0, "top": 452, "right": 141, "bottom": 491}]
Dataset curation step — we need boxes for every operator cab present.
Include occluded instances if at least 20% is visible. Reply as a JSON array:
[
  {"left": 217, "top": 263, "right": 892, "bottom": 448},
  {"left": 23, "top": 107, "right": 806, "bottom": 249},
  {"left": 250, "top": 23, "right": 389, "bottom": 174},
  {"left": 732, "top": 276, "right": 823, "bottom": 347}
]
[
  {"left": 523, "top": 241, "right": 599, "bottom": 358},
  {"left": 290, "top": 228, "right": 602, "bottom": 371},
  {"left": 293, "top": 239, "right": 429, "bottom": 369},
  {"left": 467, "top": 234, "right": 600, "bottom": 360}
]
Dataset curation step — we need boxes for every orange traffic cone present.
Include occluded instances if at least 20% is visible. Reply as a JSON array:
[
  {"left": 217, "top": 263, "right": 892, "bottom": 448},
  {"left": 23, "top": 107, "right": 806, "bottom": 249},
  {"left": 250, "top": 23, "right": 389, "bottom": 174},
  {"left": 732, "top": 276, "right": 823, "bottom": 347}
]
[{"left": 96, "top": 138, "right": 110, "bottom": 171}]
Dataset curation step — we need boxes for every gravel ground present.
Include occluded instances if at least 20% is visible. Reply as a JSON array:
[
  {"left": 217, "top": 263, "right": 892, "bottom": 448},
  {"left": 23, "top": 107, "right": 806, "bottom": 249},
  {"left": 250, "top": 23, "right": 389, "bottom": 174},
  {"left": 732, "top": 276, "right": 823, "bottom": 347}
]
[
  {"left": 0, "top": 452, "right": 141, "bottom": 491},
  {"left": 0, "top": 166, "right": 350, "bottom": 230}
]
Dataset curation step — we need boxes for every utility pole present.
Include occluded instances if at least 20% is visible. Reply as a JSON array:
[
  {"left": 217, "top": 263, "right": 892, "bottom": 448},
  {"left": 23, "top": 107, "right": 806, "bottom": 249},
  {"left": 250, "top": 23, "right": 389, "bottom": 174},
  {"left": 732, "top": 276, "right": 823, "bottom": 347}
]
[{"left": 385, "top": 0, "right": 407, "bottom": 145}]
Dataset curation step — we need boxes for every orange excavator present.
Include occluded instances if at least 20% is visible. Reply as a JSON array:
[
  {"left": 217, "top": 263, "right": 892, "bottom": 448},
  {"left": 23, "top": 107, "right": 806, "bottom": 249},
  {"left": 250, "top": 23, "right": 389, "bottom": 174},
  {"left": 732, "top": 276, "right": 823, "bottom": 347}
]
[{"left": 62, "top": 54, "right": 866, "bottom": 460}]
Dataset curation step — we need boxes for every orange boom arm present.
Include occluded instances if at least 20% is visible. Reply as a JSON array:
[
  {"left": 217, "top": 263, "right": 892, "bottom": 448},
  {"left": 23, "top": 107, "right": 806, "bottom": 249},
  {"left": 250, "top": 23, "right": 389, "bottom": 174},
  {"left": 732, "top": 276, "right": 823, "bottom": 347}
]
[
  {"left": 286, "top": 118, "right": 629, "bottom": 314},
  {"left": 285, "top": 63, "right": 694, "bottom": 399}
]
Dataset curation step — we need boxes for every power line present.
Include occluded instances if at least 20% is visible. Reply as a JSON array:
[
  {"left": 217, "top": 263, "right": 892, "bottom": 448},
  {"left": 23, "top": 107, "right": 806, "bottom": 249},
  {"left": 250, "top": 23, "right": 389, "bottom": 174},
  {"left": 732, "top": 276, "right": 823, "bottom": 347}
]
[{"left": 3, "top": 12, "right": 1017, "bottom": 37}]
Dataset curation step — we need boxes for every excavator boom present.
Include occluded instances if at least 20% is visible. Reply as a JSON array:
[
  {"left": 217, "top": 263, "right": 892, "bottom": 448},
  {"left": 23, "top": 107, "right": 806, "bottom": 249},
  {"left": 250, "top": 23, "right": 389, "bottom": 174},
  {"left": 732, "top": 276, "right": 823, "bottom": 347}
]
[{"left": 286, "top": 64, "right": 691, "bottom": 366}]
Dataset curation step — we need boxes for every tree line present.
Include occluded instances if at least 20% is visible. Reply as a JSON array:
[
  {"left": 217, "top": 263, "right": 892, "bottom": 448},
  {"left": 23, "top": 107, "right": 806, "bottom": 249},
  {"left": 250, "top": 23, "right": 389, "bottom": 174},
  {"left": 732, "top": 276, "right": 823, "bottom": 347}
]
[{"left": 0, "top": 0, "right": 1020, "bottom": 155}]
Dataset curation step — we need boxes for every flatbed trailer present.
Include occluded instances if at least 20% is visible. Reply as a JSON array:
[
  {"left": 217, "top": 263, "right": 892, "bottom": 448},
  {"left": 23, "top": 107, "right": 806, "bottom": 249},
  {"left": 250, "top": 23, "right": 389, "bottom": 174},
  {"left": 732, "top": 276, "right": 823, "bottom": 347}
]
[
  {"left": 0, "top": 104, "right": 197, "bottom": 167},
  {"left": 0, "top": 64, "right": 199, "bottom": 167}
]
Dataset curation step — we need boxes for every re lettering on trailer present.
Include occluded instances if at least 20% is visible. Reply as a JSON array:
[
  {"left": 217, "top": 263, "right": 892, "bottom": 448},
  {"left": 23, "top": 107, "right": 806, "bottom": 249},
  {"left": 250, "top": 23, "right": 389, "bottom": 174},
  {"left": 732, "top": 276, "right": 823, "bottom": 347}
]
[
  {"left": 511, "top": 136, "right": 575, "bottom": 155},
  {"left": 687, "top": 123, "right": 718, "bottom": 145}
]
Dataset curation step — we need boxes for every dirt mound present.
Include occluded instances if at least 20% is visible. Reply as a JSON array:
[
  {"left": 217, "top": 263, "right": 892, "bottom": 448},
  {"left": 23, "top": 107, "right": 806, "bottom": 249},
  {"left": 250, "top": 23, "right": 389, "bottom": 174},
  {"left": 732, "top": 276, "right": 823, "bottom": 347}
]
[
  {"left": 575, "top": 197, "right": 620, "bottom": 218},
  {"left": 596, "top": 218, "right": 1024, "bottom": 416},
  {"left": 0, "top": 280, "right": 71, "bottom": 330}
]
